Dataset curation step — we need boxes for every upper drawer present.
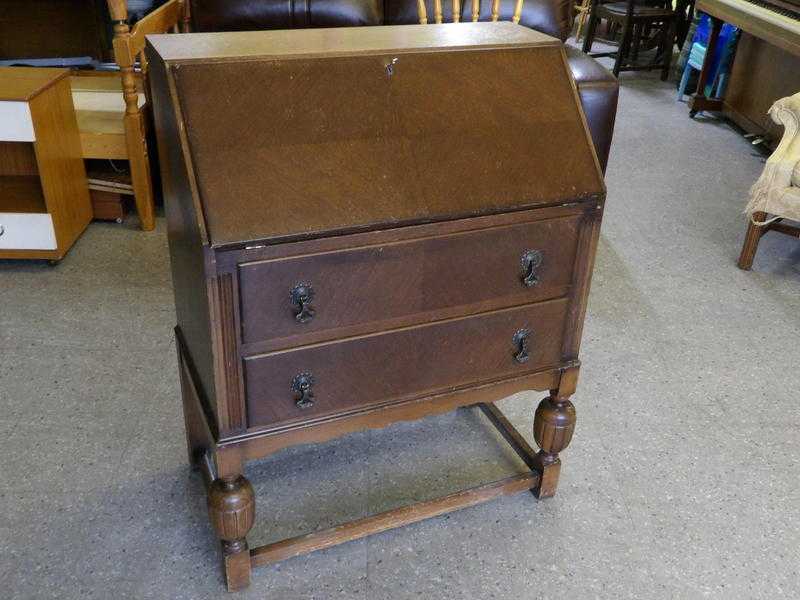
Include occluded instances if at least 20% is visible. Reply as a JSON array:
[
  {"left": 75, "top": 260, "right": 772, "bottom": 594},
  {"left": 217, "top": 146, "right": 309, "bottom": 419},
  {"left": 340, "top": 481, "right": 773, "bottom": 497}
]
[{"left": 238, "top": 215, "right": 581, "bottom": 350}]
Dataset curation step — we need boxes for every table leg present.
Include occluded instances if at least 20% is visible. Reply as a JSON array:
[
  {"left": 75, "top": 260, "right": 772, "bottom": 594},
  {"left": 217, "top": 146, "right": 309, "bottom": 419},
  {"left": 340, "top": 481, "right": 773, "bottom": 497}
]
[
  {"left": 533, "top": 391, "right": 576, "bottom": 498},
  {"left": 208, "top": 452, "right": 255, "bottom": 591}
]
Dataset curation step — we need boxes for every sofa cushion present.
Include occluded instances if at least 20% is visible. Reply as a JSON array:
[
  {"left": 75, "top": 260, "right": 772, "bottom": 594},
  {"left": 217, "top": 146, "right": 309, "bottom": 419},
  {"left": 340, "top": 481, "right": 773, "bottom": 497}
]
[
  {"left": 564, "top": 44, "right": 619, "bottom": 173},
  {"left": 383, "top": 0, "right": 573, "bottom": 41},
  {"left": 190, "top": 0, "right": 383, "bottom": 31}
]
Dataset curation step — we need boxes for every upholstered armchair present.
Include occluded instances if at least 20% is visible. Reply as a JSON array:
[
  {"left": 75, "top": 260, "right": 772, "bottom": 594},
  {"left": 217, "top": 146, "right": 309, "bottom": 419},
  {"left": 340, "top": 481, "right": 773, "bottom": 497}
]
[{"left": 738, "top": 91, "right": 800, "bottom": 270}]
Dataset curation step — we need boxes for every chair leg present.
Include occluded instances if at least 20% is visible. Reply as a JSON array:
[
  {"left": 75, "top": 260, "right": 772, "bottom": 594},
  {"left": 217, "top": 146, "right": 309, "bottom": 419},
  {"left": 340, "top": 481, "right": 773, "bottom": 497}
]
[
  {"left": 631, "top": 23, "right": 642, "bottom": 62},
  {"left": 575, "top": 3, "right": 589, "bottom": 42},
  {"left": 124, "top": 111, "right": 156, "bottom": 231},
  {"left": 613, "top": 19, "right": 633, "bottom": 77},
  {"left": 660, "top": 19, "right": 677, "bottom": 81},
  {"left": 677, "top": 61, "right": 692, "bottom": 100},
  {"left": 737, "top": 212, "right": 768, "bottom": 270},
  {"left": 582, "top": 10, "right": 600, "bottom": 54}
]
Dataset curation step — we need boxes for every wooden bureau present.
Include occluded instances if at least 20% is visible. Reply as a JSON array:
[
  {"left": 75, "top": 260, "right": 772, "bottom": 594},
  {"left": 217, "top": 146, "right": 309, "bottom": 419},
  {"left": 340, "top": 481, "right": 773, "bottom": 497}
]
[{"left": 147, "top": 22, "right": 606, "bottom": 592}]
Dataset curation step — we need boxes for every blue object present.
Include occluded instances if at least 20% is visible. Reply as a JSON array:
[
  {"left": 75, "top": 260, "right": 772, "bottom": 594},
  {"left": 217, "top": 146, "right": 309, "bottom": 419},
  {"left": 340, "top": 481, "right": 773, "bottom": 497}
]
[{"left": 677, "top": 16, "right": 738, "bottom": 101}]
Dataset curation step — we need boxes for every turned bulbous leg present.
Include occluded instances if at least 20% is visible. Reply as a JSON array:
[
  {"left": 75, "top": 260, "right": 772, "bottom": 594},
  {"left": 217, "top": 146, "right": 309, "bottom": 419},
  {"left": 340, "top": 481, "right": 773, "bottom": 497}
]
[
  {"left": 533, "top": 394, "right": 576, "bottom": 499},
  {"left": 208, "top": 475, "right": 255, "bottom": 591}
]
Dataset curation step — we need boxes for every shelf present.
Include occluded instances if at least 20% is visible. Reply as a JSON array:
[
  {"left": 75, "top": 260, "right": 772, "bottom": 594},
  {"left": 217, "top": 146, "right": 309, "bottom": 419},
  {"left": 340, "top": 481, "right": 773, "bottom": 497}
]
[{"left": 0, "top": 175, "right": 47, "bottom": 213}]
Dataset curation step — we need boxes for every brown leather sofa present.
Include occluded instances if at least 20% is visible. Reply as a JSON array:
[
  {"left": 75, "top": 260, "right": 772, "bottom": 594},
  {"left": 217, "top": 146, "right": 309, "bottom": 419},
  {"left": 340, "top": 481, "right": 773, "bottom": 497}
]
[{"left": 186, "top": 0, "right": 619, "bottom": 171}]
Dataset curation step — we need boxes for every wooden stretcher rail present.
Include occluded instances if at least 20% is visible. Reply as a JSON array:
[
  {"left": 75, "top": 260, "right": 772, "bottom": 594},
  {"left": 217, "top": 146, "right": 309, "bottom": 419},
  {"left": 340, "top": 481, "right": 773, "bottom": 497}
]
[
  {"left": 768, "top": 221, "right": 800, "bottom": 237},
  {"left": 195, "top": 399, "right": 543, "bottom": 571},
  {"left": 249, "top": 472, "right": 539, "bottom": 567},
  {"left": 477, "top": 402, "right": 539, "bottom": 470}
]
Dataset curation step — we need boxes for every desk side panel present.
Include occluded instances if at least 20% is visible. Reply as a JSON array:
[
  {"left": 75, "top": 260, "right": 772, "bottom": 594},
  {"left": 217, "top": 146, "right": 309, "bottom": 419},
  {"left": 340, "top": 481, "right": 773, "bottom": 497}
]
[{"left": 147, "top": 48, "right": 218, "bottom": 426}]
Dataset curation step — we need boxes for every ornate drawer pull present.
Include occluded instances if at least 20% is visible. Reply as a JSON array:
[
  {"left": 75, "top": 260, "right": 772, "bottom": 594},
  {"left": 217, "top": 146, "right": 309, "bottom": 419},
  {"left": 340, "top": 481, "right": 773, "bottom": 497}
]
[
  {"left": 291, "top": 372, "right": 315, "bottom": 409},
  {"left": 521, "top": 249, "right": 543, "bottom": 287},
  {"left": 512, "top": 328, "right": 531, "bottom": 364},
  {"left": 290, "top": 282, "right": 315, "bottom": 323}
]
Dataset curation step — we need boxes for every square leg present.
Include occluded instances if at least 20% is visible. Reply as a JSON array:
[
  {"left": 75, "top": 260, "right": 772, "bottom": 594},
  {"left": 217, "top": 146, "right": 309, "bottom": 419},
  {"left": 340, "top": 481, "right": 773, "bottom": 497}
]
[{"left": 738, "top": 212, "right": 768, "bottom": 270}]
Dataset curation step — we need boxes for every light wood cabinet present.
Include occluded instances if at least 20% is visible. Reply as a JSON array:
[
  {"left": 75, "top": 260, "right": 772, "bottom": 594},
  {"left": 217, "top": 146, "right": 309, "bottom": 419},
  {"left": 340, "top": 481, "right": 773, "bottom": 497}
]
[{"left": 0, "top": 67, "right": 92, "bottom": 261}]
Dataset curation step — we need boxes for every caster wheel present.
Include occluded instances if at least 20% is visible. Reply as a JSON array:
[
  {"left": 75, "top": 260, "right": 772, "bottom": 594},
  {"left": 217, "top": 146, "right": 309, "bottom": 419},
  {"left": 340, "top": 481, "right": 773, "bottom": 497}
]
[
  {"left": 47, "top": 259, "right": 61, "bottom": 266},
  {"left": 689, "top": 110, "right": 698, "bottom": 119},
  {"left": 115, "top": 217, "right": 124, "bottom": 224}
]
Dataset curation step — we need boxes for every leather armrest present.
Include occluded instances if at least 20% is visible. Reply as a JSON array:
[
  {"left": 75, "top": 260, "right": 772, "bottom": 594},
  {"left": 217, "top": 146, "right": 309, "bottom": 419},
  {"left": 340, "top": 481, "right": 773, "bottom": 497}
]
[{"left": 564, "top": 45, "right": 619, "bottom": 174}]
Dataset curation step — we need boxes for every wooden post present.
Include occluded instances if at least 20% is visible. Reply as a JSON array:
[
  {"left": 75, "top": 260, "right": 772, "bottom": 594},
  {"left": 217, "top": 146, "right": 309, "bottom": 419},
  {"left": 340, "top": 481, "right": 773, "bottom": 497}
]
[
  {"left": 512, "top": 0, "right": 525, "bottom": 23},
  {"left": 209, "top": 448, "right": 254, "bottom": 592},
  {"left": 533, "top": 366, "right": 578, "bottom": 498},
  {"left": 453, "top": 0, "right": 461, "bottom": 22},
  {"left": 737, "top": 212, "right": 767, "bottom": 270},
  {"left": 106, "top": 0, "right": 157, "bottom": 231},
  {"left": 434, "top": 0, "right": 443, "bottom": 23},
  {"left": 417, "top": 0, "right": 429, "bottom": 23},
  {"left": 491, "top": 0, "right": 500, "bottom": 21},
  {"left": 472, "top": 0, "right": 480, "bottom": 21},
  {"left": 180, "top": 0, "right": 192, "bottom": 32}
]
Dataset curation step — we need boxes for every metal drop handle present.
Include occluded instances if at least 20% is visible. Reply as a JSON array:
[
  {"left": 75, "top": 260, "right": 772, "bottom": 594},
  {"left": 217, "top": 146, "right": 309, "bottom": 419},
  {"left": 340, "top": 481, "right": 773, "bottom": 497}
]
[
  {"left": 521, "top": 250, "right": 543, "bottom": 287},
  {"left": 290, "top": 282, "right": 315, "bottom": 323},
  {"left": 513, "top": 329, "right": 531, "bottom": 364},
  {"left": 0, "top": 224, "right": 5, "bottom": 237},
  {"left": 291, "top": 372, "right": 315, "bottom": 409}
]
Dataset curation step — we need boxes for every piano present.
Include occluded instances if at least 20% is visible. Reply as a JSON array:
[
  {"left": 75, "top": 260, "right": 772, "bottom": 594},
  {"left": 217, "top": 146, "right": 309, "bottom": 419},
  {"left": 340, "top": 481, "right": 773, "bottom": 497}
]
[
  {"left": 696, "top": 0, "right": 800, "bottom": 56},
  {"left": 690, "top": 0, "right": 800, "bottom": 140}
]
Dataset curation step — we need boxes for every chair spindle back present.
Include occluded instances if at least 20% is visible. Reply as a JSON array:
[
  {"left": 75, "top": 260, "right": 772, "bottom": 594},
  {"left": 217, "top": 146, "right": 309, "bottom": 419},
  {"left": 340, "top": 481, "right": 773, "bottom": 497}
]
[{"left": 417, "top": 0, "right": 525, "bottom": 24}]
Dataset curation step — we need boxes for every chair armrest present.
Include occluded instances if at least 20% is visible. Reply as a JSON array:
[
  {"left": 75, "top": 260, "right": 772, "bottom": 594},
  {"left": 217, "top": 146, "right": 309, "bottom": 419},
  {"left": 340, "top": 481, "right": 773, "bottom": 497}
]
[
  {"left": 768, "top": 92, "right": 800, "bottom": 166},
  {"left": 745, "top": 91, "right": 800, "bottom": 219}
]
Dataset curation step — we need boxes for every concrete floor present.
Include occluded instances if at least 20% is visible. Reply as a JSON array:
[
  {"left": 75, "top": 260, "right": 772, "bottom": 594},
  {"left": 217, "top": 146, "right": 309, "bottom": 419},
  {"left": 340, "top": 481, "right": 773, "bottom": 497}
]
[{"left": 2, "top": 68, "right": 799, "bottom": 599}]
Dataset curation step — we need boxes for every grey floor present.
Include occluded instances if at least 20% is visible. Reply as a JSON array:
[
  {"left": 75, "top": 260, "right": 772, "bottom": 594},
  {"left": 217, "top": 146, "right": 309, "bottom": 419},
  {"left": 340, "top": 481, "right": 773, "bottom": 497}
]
[{"left": 2, "top": 67, "right": 800, "bottom": 599}]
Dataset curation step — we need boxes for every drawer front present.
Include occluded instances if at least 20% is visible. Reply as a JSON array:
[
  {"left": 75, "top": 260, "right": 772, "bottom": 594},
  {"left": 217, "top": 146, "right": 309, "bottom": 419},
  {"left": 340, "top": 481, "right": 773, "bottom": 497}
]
[
  {"left": 238, "top": 216, "right": 580, "bottom": 348},
  {"left": 0, "top": 101, "right": 35, "bottom": 142},
  {"left": 0, "top": 213, "right": 56, "bottom": 250},
  {"left": 244, "top": 298, "right": 568, "bottom": 429}
]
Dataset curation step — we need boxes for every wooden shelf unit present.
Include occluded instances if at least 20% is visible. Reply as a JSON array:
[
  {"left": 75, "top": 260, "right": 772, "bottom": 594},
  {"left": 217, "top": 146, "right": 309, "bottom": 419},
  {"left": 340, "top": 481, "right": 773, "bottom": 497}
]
[{"left": 0, "top": 67, "right": 92, "bottom": 261}]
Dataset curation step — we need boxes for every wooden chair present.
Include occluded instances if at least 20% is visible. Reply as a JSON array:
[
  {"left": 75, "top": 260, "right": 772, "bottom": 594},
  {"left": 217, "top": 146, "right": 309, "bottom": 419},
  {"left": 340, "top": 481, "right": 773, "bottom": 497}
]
[
  {"left": 581, "top": 0, "right": 678, "bottom": 79},
  {"left": 69, "top": 0, "right": 190, "bottom": 231}
]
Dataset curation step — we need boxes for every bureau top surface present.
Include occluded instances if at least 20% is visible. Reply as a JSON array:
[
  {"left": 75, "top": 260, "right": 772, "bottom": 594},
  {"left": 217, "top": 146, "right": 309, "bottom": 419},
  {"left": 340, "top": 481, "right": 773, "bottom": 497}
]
[
  {"left": 147, "top": 22, "right": 557, "bottom": 62},
  {"left": 149, "top": 24, "right": 604, "bottom": 247},
  {"left": 0, "top": 66, "right": 68, "bottom": 101}
]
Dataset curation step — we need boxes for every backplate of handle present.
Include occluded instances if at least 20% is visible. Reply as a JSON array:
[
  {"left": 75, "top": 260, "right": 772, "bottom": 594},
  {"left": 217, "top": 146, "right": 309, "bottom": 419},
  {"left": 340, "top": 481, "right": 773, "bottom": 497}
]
[
  {"left": 291, "top": 372, "right": 315, "bottom": 409},
  {"left": 521, "top": 250, "right": 543, "bottom": 287},
  {"left": 290, "top": 282, "right": 315, "bottom": 323},
  {"left": 512, "top": 328, "right": 531, "bottom": 364}
]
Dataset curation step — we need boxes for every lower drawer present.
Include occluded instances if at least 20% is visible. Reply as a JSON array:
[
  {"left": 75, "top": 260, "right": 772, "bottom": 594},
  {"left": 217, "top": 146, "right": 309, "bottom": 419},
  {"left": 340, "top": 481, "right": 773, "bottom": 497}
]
[
  {"left": 0, "top": 213, "right": 57, "bottom": 250},
  {"left": 244, "top": 298, "right": 568, "bottom": 429}
]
